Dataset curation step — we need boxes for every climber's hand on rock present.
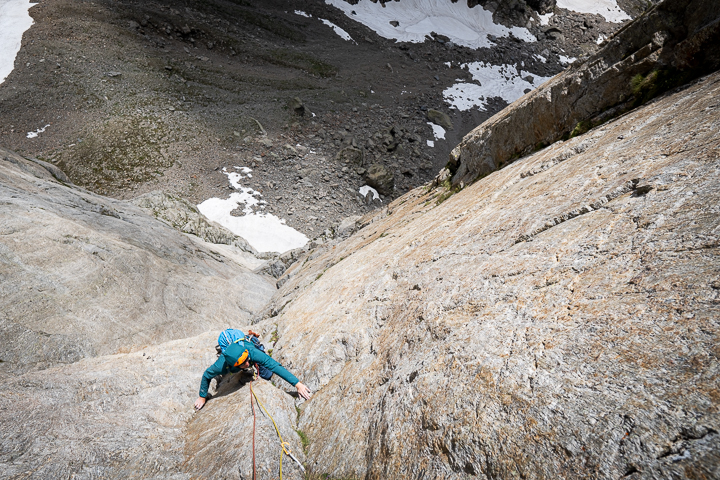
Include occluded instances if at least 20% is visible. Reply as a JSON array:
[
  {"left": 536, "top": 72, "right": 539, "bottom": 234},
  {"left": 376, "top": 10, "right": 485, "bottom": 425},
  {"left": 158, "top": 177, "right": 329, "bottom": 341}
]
[
  {"left": 194, "top": 396, "right": 206, "bottom": 410},
  {"left": 296, "top": 382, "right": 312, "bottom": 400}
]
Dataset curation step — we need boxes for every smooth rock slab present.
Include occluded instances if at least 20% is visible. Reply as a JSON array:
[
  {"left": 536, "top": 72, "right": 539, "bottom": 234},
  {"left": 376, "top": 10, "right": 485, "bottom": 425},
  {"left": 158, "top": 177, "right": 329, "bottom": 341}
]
[
  {"left": 0, "top": 149, "right": 276, "bottom": 373},
  {"left": 0, "top": 331, "right": 304, "bottom": 479},
  {"left": 266, "top": 72, "right": 720, "bottom": 479}
]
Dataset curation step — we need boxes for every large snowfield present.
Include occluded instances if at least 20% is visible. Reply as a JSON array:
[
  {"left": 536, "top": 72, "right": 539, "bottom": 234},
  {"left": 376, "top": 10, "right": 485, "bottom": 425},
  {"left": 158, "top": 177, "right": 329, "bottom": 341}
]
[
  {"left": 198, "top": 167, "right": 309, "bottom": 254},
  {"left": 444, "top": 62, "right": 555, "bottom": 111},
  {"left": 556, "top": 0, "right": 631, "bottom": 22},
  {"left": 0, "top": 0, "right": 34, "bottom": 85},
  {"left": 324, "top": 0, "right": 536, "bottom": 49}
]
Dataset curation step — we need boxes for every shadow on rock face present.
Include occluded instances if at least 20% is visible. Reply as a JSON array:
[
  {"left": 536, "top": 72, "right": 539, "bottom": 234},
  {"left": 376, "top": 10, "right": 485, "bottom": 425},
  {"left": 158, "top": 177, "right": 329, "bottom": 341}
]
[{"left": 185, "top": 379, "right": 305, "bottom": 480}]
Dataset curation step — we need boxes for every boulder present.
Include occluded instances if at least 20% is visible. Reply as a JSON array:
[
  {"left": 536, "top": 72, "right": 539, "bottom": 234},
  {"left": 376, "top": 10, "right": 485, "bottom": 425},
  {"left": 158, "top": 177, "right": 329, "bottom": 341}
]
[
  {"left": 363, "top": 163, "right": 394, "bottom": 196},
  {"left": 526, "top": 0, "right": 556, "bottom": 14},
  {"left": 335, "top": 146, "right": 364, "bottom": 167},
  {"left": 427, "top": 109, "right": 453, "bottom": 130},
  {"left": 288, "top": 97, "right": 306, "bottom": 116}
]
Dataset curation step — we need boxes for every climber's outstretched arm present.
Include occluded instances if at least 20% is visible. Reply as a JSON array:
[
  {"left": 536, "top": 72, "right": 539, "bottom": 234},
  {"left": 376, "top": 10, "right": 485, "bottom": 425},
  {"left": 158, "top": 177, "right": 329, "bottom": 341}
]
[{"left": 195, "top": 356, "right": 229, "bottom": 410}]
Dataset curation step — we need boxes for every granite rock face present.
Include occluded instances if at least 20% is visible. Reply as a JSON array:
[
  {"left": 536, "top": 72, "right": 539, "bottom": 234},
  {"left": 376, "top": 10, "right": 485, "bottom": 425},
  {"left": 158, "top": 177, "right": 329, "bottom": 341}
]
[
  {"left": 1, "top": 3, "right": 719, "bottom": 476},
  {"left": 0, "top": 331, "right": 305, "bottom": 480},
  {"left": 450, "top": 0, "right": 720, "bottom": 186},
  {"left": 0, "top": 149, "right": 304, "bottom": 478},
  {"left": 263, "top": 72, "right": 720, "bottom": 479},
  {"left": 0, "top": 149, "right": 275, "bottom": 374}
]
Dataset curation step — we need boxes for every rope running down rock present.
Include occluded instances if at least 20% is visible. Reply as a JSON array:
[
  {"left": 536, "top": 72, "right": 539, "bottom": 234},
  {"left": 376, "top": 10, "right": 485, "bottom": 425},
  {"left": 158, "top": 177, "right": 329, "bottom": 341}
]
[{"left": 249, "top": 365, "right": 305, "bottom": 480}]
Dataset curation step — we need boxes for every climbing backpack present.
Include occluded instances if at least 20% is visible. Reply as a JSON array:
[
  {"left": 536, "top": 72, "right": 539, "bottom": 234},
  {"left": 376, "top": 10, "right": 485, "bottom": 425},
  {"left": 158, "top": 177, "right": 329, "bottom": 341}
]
[
  {"left": 216, "top": 328, "right": 273, "bottom": 381},
  {"left": 244, "top": 331, "right": 273, "bottom": 381},
  {"left": 217, "top": 328, "right": 245, "bottom": 353}
]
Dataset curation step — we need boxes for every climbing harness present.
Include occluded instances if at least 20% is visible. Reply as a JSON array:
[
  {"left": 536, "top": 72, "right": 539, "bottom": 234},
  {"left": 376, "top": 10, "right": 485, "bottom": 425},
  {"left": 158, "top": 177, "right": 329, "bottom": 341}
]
[{"left": 249, "top": 365, "right": 305, "bottom": 480}]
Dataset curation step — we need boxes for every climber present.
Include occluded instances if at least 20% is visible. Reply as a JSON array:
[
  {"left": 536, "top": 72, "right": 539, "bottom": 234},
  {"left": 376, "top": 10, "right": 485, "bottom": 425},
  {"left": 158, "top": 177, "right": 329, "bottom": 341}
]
[{"left": 194, "top": 329, "right": 311, "bottom": 410}]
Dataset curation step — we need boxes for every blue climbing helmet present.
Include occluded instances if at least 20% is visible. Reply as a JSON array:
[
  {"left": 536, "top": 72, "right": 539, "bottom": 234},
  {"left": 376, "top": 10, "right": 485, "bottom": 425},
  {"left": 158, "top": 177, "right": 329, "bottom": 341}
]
[{"left": 217, "top": 328, "right": 245, "bottom": 352}]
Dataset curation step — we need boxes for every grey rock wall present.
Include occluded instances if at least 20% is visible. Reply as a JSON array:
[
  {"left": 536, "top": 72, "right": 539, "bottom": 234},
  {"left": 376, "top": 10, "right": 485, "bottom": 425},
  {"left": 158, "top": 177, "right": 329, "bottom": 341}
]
[
  {"left": 0, "top": 149, "right": 306, "bottom": 479},
  {"left": 1, "top": 3, "right": 718, "bottom": 477},
  {"left": 0, "top": 148, "right": 275, "bottom": 373},
  {"left": 0, "top": 331, "right": 305, "bottom": 480},
  {"left": 264, "top": 71, "right": 720, "bottom": 479}
]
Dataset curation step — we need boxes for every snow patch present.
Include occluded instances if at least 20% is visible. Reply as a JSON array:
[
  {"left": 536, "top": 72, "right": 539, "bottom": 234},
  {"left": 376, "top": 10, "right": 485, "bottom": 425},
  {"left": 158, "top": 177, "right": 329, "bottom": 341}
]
[
  {"left": 0, "top": 0, "right": 35, "bottom": 85},
  {"left": 538, "top": 13, "right": 553, "bottom": 25},
  {"left": 557, "top": 0, "right": 630, "bottom": 23},
  {"left": 325, "top": 0, "right": 535, "bottom": 49},
  {"left": 198, "top": 168, "right": 308, "bottom": 254},
  {"left": 427, "top": 122, "right": 446, "bottom": 140},
  {"left": 320, "top": 18, "right": 356, "bottom": 43},
  {"left": 228, "top": 167, "right": 252, "bottom": 184},
  {"left": 559, "top": 55, "right": 577, "bottom": 64},
  {"left": 26, "top": 124, "right": 49, "bottom": 138},
  {"left": 359, "top": 185, "right": 379, "bottom": 201},
  {"left": 427, "top": 139, "right": 435, "bottom": 147},
  {"left": 443, "top": 62, "right": 554, "bottom": 111},
  {"left": 295, "top": 9, "right": 356, "bottom": 43}
]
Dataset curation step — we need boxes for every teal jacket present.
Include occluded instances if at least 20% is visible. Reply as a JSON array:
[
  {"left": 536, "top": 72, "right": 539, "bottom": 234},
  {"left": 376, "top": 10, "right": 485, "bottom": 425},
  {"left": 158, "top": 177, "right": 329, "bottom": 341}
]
[{"left": 198, "top": 339, "right": 299, "bottom": 398}]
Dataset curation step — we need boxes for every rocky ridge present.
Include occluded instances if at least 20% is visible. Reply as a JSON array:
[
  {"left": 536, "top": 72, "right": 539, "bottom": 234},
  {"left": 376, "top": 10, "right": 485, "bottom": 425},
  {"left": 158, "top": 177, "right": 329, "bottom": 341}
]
[
  {"left": 450, "top": 0, "right": 720, "bottom": 186},
  {"left": 131, "top": 190, "right": 257, "bottom": 254}
]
